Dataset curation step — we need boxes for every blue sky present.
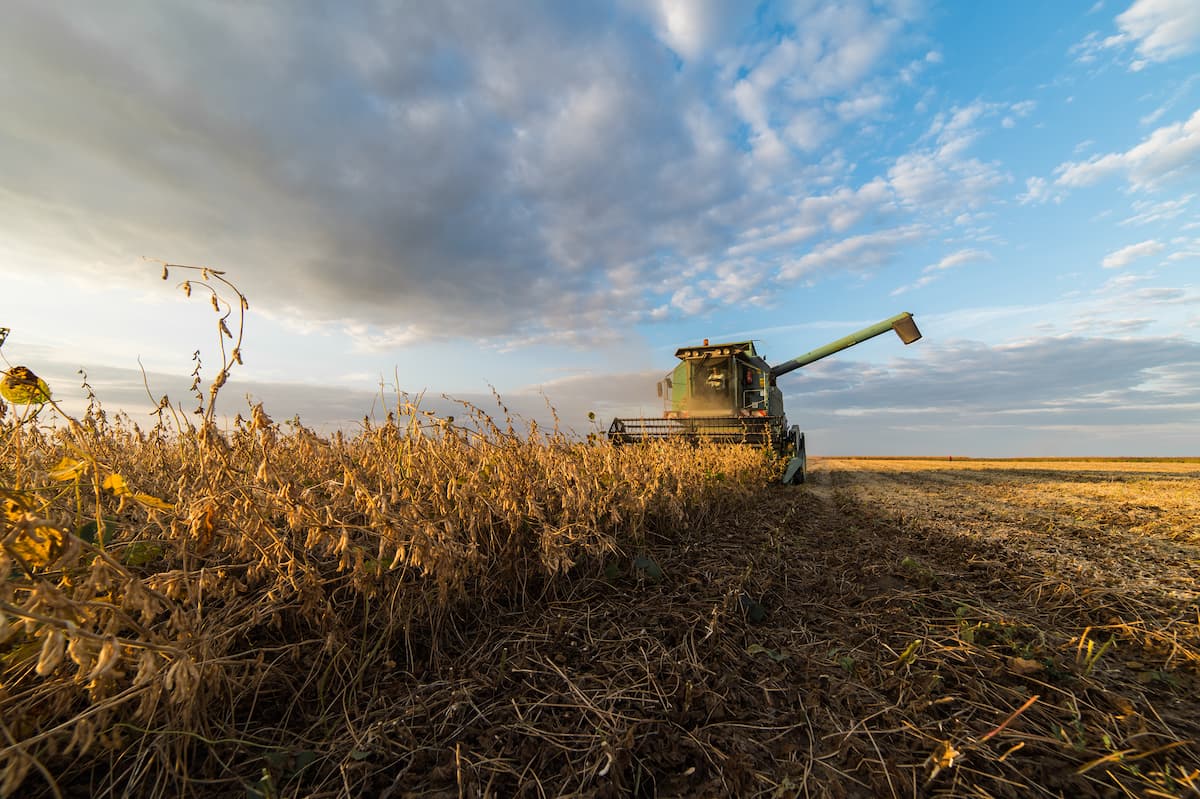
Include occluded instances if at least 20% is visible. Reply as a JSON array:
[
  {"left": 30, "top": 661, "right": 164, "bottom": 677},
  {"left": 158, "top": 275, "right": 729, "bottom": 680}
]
[{"left": 1, "top": 0, "right": 1198, "bottom": 455}]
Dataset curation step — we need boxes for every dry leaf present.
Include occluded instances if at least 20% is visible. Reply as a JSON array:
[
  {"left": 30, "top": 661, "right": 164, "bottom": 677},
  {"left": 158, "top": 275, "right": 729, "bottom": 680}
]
[
  {"left": 132, "top": 493, "right": 175, "bottom": 512},
  {"left": 931, "top": 740, "right": 960, "bottom": 770},
  {"left": 1008, "top": 656, "right": 1044, "bottom": 675}
]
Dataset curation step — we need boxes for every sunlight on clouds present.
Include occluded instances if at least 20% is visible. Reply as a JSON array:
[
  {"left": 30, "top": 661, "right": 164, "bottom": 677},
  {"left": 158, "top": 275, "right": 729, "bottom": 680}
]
[
  {"left": 0, "top": 1, "right": 967, "bottom": 345},
  {"left": 343, "top": 322, "right": 428, "bottom": 352}
]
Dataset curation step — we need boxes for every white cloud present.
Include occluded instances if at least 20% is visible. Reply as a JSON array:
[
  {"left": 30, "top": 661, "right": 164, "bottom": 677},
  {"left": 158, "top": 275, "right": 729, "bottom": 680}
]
[
  {"left": 835, "top": 92, "right": 889, "bottom": 120},
  {"left": 698, "top": 262, "right": 771, "bottom": 306},
  {"left": 648, "top": 0, "right": 742, "bottom": 61},
  {"left": 1069, "top": 31, "right": 1114, "bottom": 64},
  {"left": 1071, "top": 0, "right": 1200, "bottom": 68},
  {"left": 725, "top": 1, "right": 907, "bottom": 170},
  {"left": 725, "top": 178, "right": 896, "bottom": 258},
  {"left": 891, "top": 248, "right": 991, "bottom": 294},
  {"left": 726, "top": 221, "right": 822, "bottom": 257},
  {"left": 889, "top": 148, "right": 1004, "bottom": 212},
  {"left": 1139, "top": 74, "right": 1198, "bottom": 128},
  {"left": 670, "top": 286, "right": 707, "bottom": 315},
  {"left": 1141, "top": 106, "right": 1168, "bottom": 126},
  {"left": 1133, "top": 287, "right": 1192, "bottom": 303},
  {"left": 1018, "top": 176, "right": 1051, "bottom": 205},
  {"left": 1166, "top": 237, "right": 1200, "bottom": 262},
  {"left": 720, "top": 1, "right": 929, "bottom": 182},
  {"left": 1002, "top": 101, "right": 1036, "bottom": 129},
  {"left": 1010, "top": 100, "right": 1036, "bottom": 117},
  {"left": 779, "top": 225, "right": 924, "bottom": 281},
  {"left": 1121, "top": 194, "right": 1194, "bottom": 225},
  {"left": 0, "top": 2, "right": 946, "bottom": 342},
  {"left": 929, "top": 248, "right": 992, "bottom": 272},
  {"left": 783, "top": 108, "right": 834, "bottom": 151},
  {"left": 1054, "top": 108, "right": 1200, "bottom": 190},
  {"left": 1056, "top": 153, "right": 1124, "bottom": 187},
  {"left": 1101, "top": 239, "right": 1166, "bottom": 268},
  {"left": 1114, "top": 0, "right": 1200, "bottom": 64},
  {"left": 881, "top": 101, "right": 1010, "bottom": 215}
]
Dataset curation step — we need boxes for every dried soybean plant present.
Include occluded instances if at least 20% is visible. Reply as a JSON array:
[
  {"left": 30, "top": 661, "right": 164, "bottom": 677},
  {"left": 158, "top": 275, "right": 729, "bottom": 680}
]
[{"left": 0, "top": 269, "right": 778, "bottom": 798}]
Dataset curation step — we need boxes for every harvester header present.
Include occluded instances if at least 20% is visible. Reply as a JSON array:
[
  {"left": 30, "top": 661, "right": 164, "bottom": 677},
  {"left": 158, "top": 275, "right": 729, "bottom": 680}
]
[{"left": 608, "top": 311, "right": 923, "bottom": 484}]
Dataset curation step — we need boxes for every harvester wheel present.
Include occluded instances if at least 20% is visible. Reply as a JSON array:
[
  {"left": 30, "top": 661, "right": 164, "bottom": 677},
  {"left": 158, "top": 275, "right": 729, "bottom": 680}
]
[
  {"left": 795, "top": 430, "right": 806, "bottom": 484},
  {"left": 781, "top": 426, "right": 806, "bottom": 485}
]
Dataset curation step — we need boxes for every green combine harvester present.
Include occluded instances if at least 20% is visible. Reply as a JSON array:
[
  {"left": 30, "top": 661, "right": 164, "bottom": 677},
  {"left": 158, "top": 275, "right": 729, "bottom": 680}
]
[{"left": 608, "top": 312, "right": 922, "bottom": 484}]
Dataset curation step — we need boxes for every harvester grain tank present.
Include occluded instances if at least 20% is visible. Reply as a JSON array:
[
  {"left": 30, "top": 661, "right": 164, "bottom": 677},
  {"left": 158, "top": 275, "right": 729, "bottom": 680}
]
[{"left": 608, "top": 312, "right": 922, "bottom": 484}]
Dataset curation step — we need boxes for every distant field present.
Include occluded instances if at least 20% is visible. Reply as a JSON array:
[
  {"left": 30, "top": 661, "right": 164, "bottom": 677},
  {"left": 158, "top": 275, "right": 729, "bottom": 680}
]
[
  {"left": 829, "top": 455, "right": 1200, "bottom": 464},
  {"left": 3, "top": 426, "right": 1198, "bottom": 797}
]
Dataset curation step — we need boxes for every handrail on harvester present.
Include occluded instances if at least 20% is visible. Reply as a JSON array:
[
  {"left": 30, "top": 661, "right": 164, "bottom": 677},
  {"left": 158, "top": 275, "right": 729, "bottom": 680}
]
[{"left": 768, "top": 312, "right": 921, "bottom": 378}]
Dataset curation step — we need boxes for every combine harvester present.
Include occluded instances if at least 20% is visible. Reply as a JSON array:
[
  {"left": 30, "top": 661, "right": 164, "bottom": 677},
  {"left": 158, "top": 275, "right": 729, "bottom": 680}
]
[{"left": 608, "top": 312, "right": 922, "bottom": 484}]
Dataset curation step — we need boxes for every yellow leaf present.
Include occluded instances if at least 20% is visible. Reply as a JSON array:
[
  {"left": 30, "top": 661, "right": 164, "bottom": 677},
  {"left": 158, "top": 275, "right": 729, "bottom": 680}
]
[
  {"left": 0, "top": 366, "right": 51, "bottom": 405},
  {"left": 49, "top": 456, "right": 88, "bottom": 481},
  {"left": 103, "top": 474, "right": 131, "bottom": 496},
  {"left": 7, "top": 525, "right": 65, "bottom": 568},
  {"left": 132, "top": 493, "right": 174, "bottom": 512},
  {"left": 895, "top": 638, "right": 922, "bottom": 667}
]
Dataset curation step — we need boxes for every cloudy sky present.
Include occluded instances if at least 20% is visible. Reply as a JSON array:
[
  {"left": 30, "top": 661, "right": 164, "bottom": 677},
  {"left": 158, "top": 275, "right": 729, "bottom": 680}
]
[{"left": 2, "top": 0, "right": 1198, "bottom": 455}]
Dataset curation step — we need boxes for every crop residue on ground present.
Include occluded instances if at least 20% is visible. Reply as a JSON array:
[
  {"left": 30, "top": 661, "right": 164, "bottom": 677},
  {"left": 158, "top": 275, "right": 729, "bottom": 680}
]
[{"left": 2, "top": 433, "right": 1198, "bottom": 797}]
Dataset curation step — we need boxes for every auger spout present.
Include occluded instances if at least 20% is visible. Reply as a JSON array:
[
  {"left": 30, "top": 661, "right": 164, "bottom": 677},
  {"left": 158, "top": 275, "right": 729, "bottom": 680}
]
[{"left": 768, "top": 312, "right": 921, "bottom": 379}]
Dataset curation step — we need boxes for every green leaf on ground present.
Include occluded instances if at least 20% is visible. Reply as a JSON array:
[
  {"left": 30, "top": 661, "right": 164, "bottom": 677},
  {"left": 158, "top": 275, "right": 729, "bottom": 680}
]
[{"left": 632, "top": 555, "right": 663, "bottom": 581}]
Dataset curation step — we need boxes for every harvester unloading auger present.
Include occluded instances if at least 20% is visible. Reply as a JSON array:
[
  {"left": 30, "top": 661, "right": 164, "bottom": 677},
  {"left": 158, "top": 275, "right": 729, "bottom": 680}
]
[{"left": 608, "top": 312, "right": 922, "bottom": 484}]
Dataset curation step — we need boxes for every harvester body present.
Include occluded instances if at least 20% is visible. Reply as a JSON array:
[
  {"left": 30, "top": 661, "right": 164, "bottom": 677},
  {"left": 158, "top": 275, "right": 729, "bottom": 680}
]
[{"left": 607, "top": 312, "right": 922, "bottom": 483}]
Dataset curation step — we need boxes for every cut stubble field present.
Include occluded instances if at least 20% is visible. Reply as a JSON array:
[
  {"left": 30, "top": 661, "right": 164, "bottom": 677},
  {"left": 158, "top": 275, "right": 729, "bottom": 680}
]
[
  {"left": 438, "top": 457, "right": 1200, "bottom": 798},
  {"left": 477, "top": 456, "right": 1200, "bottom": 798}
]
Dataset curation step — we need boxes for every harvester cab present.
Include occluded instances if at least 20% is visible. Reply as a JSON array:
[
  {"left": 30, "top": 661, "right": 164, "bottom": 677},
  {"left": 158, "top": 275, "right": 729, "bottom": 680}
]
[{"left": 609, "top": 312, "right": 922, "bottom": 484}]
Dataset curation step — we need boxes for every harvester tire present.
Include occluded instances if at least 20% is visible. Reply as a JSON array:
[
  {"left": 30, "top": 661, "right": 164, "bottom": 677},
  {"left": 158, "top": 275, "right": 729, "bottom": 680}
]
[
  {"left": 781, "top": 427, "right": 806, "bottom": 485},
  {"left": 793, "top": 429, "right": 806, "bottom": 484}
]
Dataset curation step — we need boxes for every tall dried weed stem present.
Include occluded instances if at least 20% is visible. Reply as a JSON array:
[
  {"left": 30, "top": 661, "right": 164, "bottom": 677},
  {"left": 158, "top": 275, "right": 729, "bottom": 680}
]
[{"left": 0, "top": 268, "right": 777, "bottom": 797}]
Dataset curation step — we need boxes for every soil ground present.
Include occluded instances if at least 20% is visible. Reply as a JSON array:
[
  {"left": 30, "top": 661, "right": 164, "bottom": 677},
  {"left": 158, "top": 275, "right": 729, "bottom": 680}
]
[{"left": 364, "top": 458, "right": 1200, "bottom": 798}]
